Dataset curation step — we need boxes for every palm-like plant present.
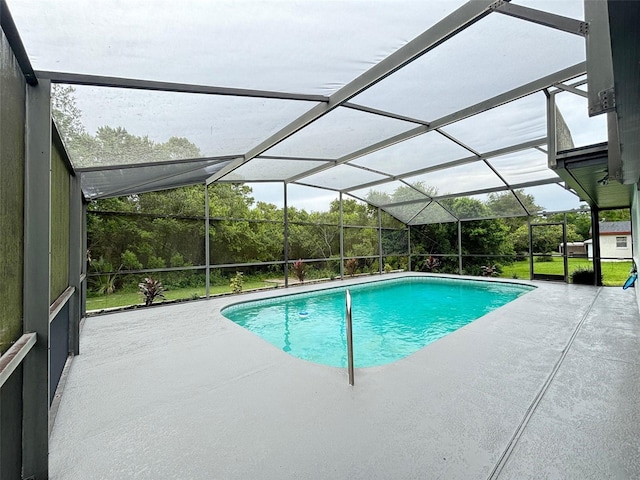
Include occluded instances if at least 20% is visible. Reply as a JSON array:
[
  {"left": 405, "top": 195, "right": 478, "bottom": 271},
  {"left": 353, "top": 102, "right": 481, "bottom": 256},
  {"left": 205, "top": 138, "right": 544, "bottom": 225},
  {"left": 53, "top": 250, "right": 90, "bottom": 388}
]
[
  {"left": 139, "top": 277, "right": 166, "bottom": 306},
  {"left": 292, "top": 259, "right": 306, "bottom": 283}
]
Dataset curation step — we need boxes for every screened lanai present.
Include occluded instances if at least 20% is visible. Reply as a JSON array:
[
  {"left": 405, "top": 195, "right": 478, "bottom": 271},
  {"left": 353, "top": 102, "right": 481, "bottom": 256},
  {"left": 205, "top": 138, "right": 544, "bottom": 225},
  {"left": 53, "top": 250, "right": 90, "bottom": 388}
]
[
  {"left": 6, "top": 0, "right": 612, "bottom": 218},
  {"left": 1, "top": 1, "right": 640, "bottom": 478}
]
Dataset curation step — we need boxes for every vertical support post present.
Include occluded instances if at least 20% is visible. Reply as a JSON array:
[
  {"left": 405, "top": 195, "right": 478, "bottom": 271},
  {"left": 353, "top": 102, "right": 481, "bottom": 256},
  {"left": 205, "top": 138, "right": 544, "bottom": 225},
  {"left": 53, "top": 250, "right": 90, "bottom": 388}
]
[
  {"left": 562, "top": 213, "right": 569, "bottom": 283},
  {"left": 407, "top": 225, "right": 411, "bottom": 271},
  {"left": 23, "top": 78, "right": 51, "bottom": 480},
  {"left": 545, "top": 89, "right": 558, "bottom": 169},
  {"left": 68, "top": 173, "right": 82, "bottom": 355},
  {"left": 345, "top": 289, "right": 354, "bottom": 386},
  {"left": 457, "top": 221, "right": 463, "bottom": 274},
  {"left": 591, "top": 207, "right": 603, "bottom": 286},
  {"left": 205, "top": 183, "right": 210, "bottom": 298},
  {"left": 339, "top": 192, "right": 344, "bottom": 279},
  {"left": 81, "top": 201, "right": 87, "bottom": 319},
  {"left": 528, "top": 216, "right": 534, "bottom": 280},
  {"left": 283, "top": 183, "right": 289, "bottom": 288},
  {"left": 378, "top": 207, "right": 383, "bottom": 274}
]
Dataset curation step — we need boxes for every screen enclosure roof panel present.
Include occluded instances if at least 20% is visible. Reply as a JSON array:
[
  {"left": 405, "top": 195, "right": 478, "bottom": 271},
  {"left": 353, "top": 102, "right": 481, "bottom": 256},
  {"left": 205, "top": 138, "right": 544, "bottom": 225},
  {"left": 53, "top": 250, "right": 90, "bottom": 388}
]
[{"left": 5, "top": 0, "right": 605, "bottom": 223}]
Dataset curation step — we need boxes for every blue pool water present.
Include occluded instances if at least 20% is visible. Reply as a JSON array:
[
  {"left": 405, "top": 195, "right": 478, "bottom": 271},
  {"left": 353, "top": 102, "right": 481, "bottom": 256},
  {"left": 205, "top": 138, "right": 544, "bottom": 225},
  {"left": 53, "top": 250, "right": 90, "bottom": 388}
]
[{"left": 222, "top": 276, "right": 534, "bottom": 368}]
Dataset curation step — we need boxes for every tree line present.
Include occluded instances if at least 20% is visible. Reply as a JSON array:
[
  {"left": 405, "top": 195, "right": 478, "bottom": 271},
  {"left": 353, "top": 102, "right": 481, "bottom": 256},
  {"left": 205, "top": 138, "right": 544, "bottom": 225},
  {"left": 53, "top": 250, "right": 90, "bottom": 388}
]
[{"left": 52, "top": 85, "right": 627, "bottom": 295}]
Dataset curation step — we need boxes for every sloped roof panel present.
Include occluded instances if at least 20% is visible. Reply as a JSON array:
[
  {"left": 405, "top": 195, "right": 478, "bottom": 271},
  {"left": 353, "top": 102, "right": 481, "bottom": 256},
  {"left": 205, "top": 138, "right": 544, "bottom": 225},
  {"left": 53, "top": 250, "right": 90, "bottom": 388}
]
[
  {"left": 351, "top": 12, "right": 585, "bottom": 122},
  {"left": 58, "top": 84, "right": 319, "bottom": 168},
  {"left": 81, "top": 159, "right": 232, "bottom": 199},
  {"left": 348, "top": 131, "right": 472, "bottom": 177},
  {"left": 10, "top": 0, "right": 467, "bottom": 95},
  {"left": 263, "top": 107, "right": 419, "bottom": 160}
]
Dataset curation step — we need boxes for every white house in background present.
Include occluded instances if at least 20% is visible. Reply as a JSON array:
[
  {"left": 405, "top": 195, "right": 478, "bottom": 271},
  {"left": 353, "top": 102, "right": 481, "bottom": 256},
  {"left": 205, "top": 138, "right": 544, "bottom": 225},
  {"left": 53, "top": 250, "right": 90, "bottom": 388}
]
[{"left": 585, "top": 221, "right": 632, "bottom": 260}]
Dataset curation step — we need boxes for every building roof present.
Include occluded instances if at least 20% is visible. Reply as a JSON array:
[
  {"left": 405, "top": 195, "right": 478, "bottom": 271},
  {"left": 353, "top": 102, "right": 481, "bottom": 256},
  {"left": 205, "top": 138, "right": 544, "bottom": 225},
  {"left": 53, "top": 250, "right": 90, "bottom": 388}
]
[{"left": 598, "top": 221, "right": 631, "bottom": 234}]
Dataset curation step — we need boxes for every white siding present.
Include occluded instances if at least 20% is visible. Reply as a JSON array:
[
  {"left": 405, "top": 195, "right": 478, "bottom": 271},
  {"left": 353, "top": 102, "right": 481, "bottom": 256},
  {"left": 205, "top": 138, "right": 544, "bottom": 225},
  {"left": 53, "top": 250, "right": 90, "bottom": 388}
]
[{"left": 599, "top": 234, "right": 632, "bottom": 259}]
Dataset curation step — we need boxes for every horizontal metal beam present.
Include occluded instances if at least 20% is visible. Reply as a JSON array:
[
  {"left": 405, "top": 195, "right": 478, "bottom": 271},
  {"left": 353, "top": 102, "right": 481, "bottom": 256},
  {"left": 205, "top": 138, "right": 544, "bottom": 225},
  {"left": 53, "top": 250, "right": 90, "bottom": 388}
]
[
  {"left": 207, "top": 0, "right": 501, "bottom": 185},
  {"left": 76, "top": 155, "right": 238, "bottom": 173},
  {"left": 35, "top": 71, "right": 328, "bottom": 102},
  {"left": 493, "top": 2, "right": 588, "bottom": 36},
  {"left": 0, "top": 333, "right": 37, "bottom": 389}
]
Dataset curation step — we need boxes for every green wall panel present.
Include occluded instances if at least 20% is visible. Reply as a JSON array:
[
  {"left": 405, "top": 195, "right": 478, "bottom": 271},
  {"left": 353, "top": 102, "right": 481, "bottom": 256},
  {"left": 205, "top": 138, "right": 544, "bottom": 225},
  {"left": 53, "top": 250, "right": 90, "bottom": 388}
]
[
  {"left": 50, "top": 143, "right": 70, "bottom": 303},
  {"left": 0, "top": 30, "right": 26, "bottom": 355}
]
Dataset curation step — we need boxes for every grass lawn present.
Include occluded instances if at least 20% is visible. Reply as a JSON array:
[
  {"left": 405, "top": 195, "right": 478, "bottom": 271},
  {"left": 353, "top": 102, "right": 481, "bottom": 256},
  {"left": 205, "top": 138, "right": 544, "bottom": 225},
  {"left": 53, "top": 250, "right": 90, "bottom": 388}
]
[
  {"left": 86, "top": 280, "right": 272, "bottom": 311},
  {"left": 88, "top": 259, "right": 634, "bottom": 311},
  {"left": 499, "top": 257, "right": 633, "bottom": 287}
]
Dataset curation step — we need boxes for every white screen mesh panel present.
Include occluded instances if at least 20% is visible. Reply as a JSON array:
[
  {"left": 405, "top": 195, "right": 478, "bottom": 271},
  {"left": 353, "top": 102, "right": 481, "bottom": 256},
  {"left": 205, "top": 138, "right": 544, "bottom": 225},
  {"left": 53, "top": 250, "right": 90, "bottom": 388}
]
[
  {"left": 407, "top": 202, "right": 457, "bottom": 225},
  {"left": 297, "top": 164, "right": 389, "bottom": 191},
  {"left": 348, "top": 130, "right": 472, "bottom": 176},
  {"left": 555, "top": 91, "right": 607, "bottom": 149},
  {"left": 440, "top": 93, "right": 547, "bottom": 153},
  {"left": 516, "top": 184, "right": 585, "bottom": 212},
  {"left": 264, "top": 107, "right": 418, "bottom": 160},
  {"left": 58, "top": 85, "right": 318, "bottom": 168},
  {"left": 11, "top": 0, "right": 466, "bottom": 95},
  {"left": 349, "top": 181, "right": 430, "bottom": 207},
  {"left": 405, "top": 161, "right": 506, "bottom": 197},
  {"left": 351, "top": 13, "right": 585, "bottom": 122},
  {"left": 81, "top": 160, "right": 232, "bottom": 199},
  {"left": 221, "top": 158, "right": 329, "bottom": 182},
  {"left": 487, "top": 149, "right": 560, "bottom": 186}
]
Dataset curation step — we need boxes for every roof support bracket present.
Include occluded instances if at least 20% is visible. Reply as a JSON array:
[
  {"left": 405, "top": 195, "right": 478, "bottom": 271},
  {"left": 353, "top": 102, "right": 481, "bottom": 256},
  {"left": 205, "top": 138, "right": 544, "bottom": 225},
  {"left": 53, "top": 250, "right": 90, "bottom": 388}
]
[{"left": 492, "top": 2, "right": 588, "bottom": 37}]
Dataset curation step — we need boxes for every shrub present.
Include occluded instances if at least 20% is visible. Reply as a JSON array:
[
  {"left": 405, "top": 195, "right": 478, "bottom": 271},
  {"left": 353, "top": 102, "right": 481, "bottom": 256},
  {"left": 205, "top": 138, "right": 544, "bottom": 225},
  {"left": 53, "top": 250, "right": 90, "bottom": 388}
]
[
  {"left": 481, "top": 265, "right": 499, "bottom": 277},
  {"left": 138, "top": 277, "right": 165, "bottom": 306},
  {"left": 534, "top": 254, "right": 554, "bottom": 263},
  {"left": 345, "top": 258, "right": 358, "bottom": 277},
  {"left": 384, "top": 263, "right": 392, "bottom": 274},
  {"left": 570, "top": 267, "right": 601, "bottom": 285},
  {"left": 424, "top": 256, "right": 441, "bottom": 272},
  {"left": 292, "top": 259, "right": 306, "bottom": 283},
  {"left": 230, "top": 271, "right": 244, "bottom": 294},
  {"left": 90, "top": 256, "right": 121, "bottom": 295}
]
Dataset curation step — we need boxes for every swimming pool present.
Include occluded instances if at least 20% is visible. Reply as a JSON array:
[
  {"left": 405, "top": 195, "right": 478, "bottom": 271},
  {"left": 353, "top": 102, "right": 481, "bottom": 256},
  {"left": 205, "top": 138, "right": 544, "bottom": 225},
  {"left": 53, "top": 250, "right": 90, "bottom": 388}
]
[{"left": 222, "top": 276, "right": 534, "bottom": 367}]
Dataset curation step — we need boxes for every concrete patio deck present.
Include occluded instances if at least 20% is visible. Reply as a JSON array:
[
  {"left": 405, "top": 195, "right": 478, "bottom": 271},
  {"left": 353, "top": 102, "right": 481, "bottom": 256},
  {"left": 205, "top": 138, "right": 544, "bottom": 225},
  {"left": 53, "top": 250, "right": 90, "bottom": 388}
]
[{"left": 50, "top": 274, "right": 640, "bottom": 479}]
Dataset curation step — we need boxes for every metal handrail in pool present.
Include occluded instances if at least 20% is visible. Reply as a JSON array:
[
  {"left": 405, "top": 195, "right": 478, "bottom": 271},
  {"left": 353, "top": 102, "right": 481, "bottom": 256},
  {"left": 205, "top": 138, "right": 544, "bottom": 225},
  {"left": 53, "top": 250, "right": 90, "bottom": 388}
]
[{"left": 345, "top": 289, "right": 354, "bottom": 386}]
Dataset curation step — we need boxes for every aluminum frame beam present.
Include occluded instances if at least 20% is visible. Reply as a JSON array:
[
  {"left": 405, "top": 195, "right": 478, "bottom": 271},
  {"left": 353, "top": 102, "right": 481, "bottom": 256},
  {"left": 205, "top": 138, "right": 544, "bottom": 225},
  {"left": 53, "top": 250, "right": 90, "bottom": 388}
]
[
  {"left": 75, "top": 155, "right": 240, "bottom": 173},
  {"left": 36, "top": 71, "right": 327, "bottom": 103},
  {"left": 69, "top": 172, "right": 82, "bottom": 356},
  {"left": 0, "top": 0, "right": 37, "bottom": 85},
  {"left": 23, "top": 78, "right": 52, "bottom": 479}
]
